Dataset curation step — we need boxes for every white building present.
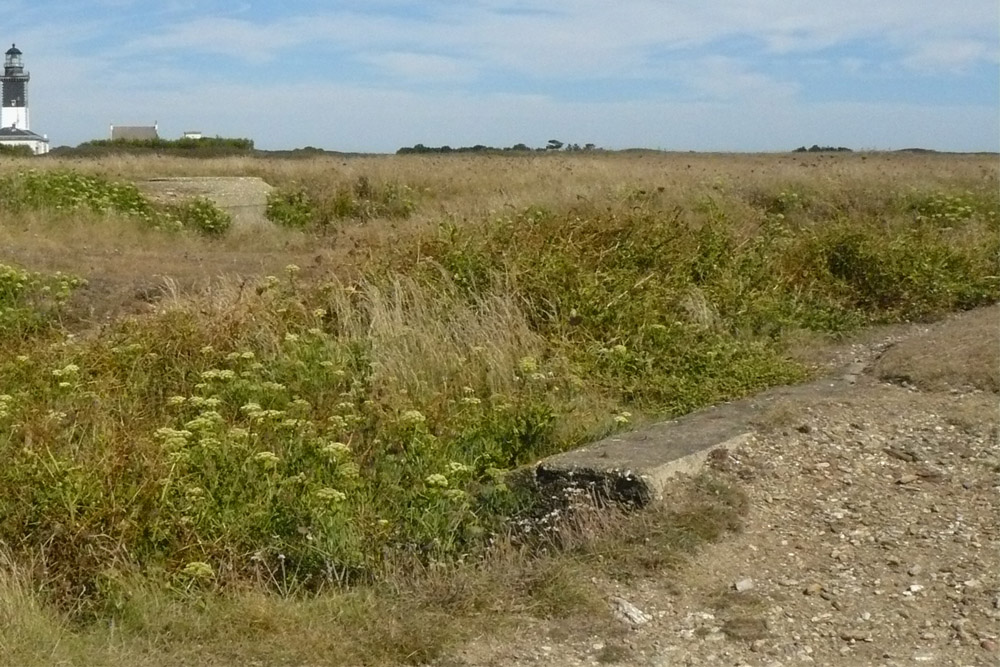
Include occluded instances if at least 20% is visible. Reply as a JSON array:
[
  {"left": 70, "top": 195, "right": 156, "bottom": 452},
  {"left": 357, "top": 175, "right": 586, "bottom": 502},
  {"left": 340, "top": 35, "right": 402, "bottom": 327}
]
[{"left": 0, "top": 44, "right": 49, "bottom": 155}]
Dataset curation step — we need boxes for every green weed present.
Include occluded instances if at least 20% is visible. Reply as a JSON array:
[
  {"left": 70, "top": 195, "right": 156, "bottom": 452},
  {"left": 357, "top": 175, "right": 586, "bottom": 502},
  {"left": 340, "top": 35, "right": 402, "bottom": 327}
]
[
  {"left": 0, "top": 263, "right": 83, "bottom": 342},
  {"left": 164, "top": 197, "right": 232, "bottom": 236}
]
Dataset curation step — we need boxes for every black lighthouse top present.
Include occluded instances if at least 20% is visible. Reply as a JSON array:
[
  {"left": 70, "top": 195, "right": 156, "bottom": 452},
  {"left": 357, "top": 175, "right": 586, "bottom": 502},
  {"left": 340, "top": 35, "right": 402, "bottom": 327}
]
[
  {"left": 2, "top": 44, "right": 28, "bottom": 111},
  {"left": 4, "top": 45, "right": 24, "bottom": 73}
]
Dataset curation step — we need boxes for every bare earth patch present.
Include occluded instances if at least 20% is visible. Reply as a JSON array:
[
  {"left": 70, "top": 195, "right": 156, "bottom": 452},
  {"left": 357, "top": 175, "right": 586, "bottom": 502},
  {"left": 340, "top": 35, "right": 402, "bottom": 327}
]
[{"left": 438, "top": 306, "right": 1000, "bottom": 667}]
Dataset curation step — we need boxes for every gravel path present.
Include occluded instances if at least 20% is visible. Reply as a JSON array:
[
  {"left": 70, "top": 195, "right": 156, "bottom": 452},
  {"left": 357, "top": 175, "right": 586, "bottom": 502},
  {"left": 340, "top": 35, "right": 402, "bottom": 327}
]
[{"left": 441, "top": 307, "right": 1000, "bottom": 667}]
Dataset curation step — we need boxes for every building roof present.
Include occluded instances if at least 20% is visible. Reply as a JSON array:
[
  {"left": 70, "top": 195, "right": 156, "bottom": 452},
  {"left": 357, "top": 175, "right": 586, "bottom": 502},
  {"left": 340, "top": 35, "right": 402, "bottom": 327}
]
[
  {"left": 6, "top": 44, "right": 21, "bottom": 56},
  {"left": 0, "top": 125, "right": 47, "bottom": 142},
  {"left": 111, "top": 125, "right": 159, "bottom": 141}
]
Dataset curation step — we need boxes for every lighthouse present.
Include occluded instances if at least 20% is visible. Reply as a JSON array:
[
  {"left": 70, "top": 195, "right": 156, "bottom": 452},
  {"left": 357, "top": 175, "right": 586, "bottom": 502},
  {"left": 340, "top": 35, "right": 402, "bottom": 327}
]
[{"left": 0, "top": 44, "right": 49, "bottom": 154}]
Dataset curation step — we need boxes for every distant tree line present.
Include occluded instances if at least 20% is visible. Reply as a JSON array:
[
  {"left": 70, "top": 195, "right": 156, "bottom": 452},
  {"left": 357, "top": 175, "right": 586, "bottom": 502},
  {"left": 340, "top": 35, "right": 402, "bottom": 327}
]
[
  {"left": 397, "top": 140, "right": 600, "bottom": 155},
  {"left": 58, "top": 136, "right": 255, "bottom": 157},
  {"left": 793, "top": 145, "right": 853, "bottom": 153}
]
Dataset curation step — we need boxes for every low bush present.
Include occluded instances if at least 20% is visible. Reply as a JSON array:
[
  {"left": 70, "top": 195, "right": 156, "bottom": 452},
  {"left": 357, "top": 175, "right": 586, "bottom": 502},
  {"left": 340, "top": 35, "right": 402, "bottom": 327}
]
[
  {"left": 0, "top": 169, "right": 154, "bottom": 220},
  {"left": 0, "top": 263, "right": 84, "bottom": 342},
  {"left": 265, "top": 176, "right": 416, "bottom": 229},
  {"left": 0, "top": 271, "right": 572, "bottom": 606},
  {"left": 266, "top": 187, "right": 315, "bottom": 229},
  {"left": 166, "top": 197, "right": 232, "bottom": 237}
]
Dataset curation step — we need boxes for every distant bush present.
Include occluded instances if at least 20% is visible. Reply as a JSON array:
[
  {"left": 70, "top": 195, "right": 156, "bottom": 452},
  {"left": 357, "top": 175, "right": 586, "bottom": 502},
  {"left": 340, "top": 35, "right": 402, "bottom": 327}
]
[
  {"left": 396, "top": 142, "right": 600, "bottom": 154},
  {"left": 65, "top": 136, "right": 255, "bottom": 158},
  {"left": 85, "top": 136, "right": 254, "bottom": 151},
  {"left": 0, "top": 144, "right": 34, "bottom": 157},
  {"left": 793, "top": 145, "right": 853, "bottom": 153}
]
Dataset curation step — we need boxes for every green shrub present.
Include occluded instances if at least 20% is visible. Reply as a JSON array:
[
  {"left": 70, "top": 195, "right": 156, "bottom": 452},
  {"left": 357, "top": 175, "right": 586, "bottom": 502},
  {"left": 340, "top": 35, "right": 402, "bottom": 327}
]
[
  {"left": 0, "top": 263, "right": 83, "bottom": 341},
  {"left": 0, "top": 169, "right": 239, "bottom": 237},
  {"left": 805, "top": 222, "right": 999, "bottom": 318},
  {"left": 0, "top": 169, "right": 155, "bottom": 220},
  {"left": 266, "top": 187, "right": 316, "bottom": 229},
  {"left": 408, "top": 192, "right": 999, "bottom": 409},
  {"left": 0, "top": 273, "right": 557, "bottom": 602},
  {"left": 167, "top": 197, "right": 232, "bottom": 237}
]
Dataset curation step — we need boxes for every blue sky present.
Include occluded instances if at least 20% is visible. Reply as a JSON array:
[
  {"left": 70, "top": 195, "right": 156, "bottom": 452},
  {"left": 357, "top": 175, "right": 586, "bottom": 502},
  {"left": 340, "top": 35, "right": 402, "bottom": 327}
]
[{"left": 7, "top": 1, "right": 999, "bottom": 151}]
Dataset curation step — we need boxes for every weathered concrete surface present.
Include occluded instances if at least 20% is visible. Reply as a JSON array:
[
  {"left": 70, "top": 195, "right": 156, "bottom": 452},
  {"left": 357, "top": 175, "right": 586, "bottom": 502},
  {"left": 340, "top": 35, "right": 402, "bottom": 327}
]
[
  {"left": 530, "top": 369, "right": 863, "bottom": 506},
  {"left": 137, "top": 177, "right": 274, "bottom": 227}
]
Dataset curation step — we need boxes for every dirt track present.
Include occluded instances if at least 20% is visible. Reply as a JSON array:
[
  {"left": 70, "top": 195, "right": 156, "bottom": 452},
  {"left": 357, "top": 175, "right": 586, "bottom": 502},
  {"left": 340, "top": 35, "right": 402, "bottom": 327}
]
[{"left": 442, "top": 306, "right": 1000, "bottom": 667}]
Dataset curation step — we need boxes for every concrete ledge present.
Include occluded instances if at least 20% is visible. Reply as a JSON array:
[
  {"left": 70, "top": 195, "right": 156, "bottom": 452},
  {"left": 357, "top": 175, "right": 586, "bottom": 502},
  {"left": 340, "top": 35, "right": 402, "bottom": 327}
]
[
  {"left": 527, "top": 371, "right": 858, "bottom": 506},
  {"left": 533, "top": 421, "right": 752, "bottom": 506},
  {"left": 138, "top": 177, "right": 274, "bottom": 227}
]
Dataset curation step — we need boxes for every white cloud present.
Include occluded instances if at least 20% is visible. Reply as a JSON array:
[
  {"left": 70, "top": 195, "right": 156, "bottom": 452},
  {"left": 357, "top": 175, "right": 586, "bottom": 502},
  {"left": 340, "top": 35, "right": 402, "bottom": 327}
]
[
  {"left": 92, "top": 1, "right": 998, "bottom": 83},
  {"left": 672, "top": 56, "right": 798, "bottom": 101},
  {"left": 359, "top": 52, "right": 480, "bottom": 82},
  {"left": 903, "top": 39, "right": 999, "bottom": 73}
]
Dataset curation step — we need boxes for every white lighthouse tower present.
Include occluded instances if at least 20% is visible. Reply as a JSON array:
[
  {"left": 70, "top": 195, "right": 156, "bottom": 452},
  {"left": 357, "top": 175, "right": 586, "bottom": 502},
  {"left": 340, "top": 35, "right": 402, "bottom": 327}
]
[{"left": 0, "top": 44, "right": 49, "bottom": 154}]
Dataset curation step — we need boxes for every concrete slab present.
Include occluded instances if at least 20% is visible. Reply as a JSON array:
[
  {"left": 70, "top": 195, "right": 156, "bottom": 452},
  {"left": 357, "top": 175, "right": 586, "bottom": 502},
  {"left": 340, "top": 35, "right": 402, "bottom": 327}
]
[
  {"left": 528, "top": 371, "right": 857, "bottom": 506},
  {"left": 137, "top": 177, "right": 274, "bottom": 227}
]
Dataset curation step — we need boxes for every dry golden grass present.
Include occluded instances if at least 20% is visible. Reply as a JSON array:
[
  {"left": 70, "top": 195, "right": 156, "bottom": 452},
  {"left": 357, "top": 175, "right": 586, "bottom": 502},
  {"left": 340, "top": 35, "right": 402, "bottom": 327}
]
[
  {"left": 872, "top": 304, "right": 1000, "bottom": 393},
  {"left": 4, "top": 150, "right": 995, "bottom": 220}
]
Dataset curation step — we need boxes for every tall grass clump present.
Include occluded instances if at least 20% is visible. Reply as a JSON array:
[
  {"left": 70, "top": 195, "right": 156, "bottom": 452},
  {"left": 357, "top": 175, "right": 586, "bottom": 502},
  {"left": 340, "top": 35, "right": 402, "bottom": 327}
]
[{"left": 267, "top": 175, "right": 417, "bottom": 230}]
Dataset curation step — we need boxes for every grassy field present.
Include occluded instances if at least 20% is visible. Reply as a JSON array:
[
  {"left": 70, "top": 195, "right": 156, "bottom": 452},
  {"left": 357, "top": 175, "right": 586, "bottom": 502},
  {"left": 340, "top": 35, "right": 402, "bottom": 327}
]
[{"left": 0, "top": 150, "right": 997, "bottom": 664}]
